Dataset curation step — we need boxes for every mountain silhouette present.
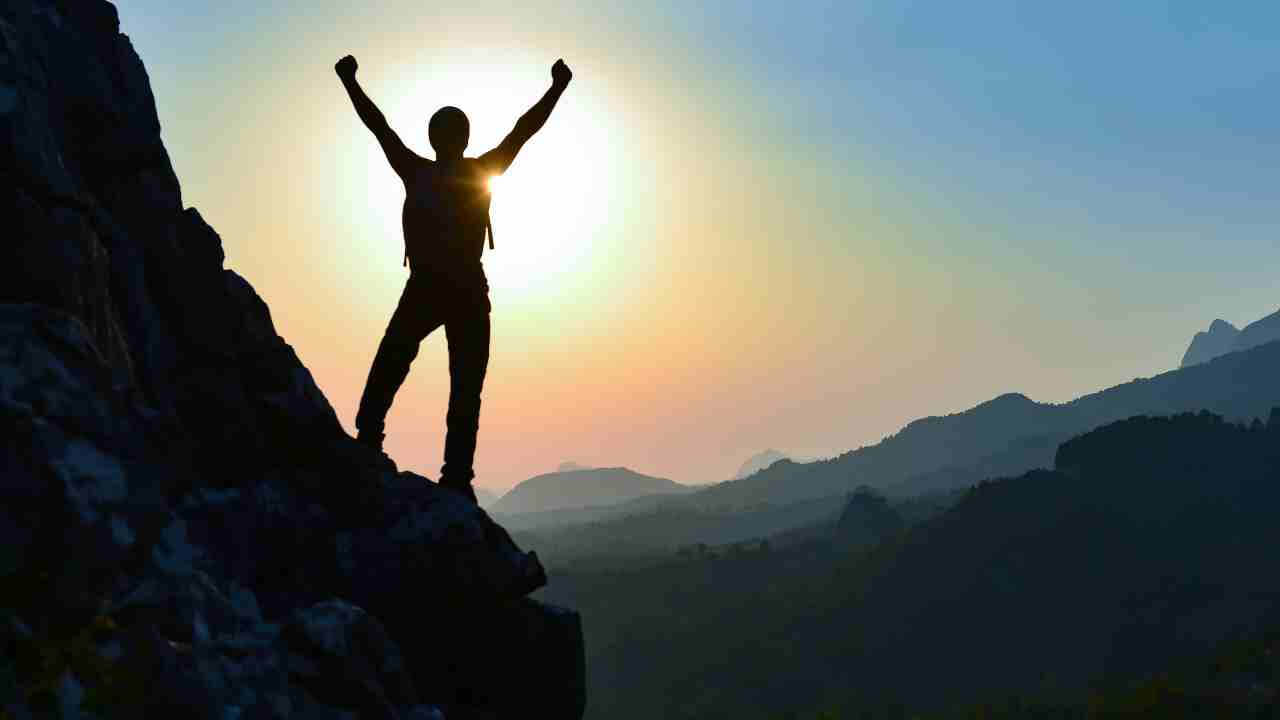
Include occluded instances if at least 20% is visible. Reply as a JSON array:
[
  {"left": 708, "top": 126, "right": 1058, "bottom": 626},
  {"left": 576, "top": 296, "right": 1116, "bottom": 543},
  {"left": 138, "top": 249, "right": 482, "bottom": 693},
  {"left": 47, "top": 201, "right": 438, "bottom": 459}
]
[
  {"left": 515, "top": 338, "right": 1280, "bottom": 558},
  {"left": 491, "top": 466, "right": 691, "bottom": 515},
  {"left": 1233, "top": 307, "right": 1280, "bottom": 354},
  {"left": 813, "top": 411, "right": 1280, "bottom": 709},
  {"left": 1180, "top": 318, "right": 1240, "bottom": 367},
  {"left": 683, "top": 341, "right": 1280, "bottom": 509},
  {"left": 560, "top": 410, "right": 1280, "bottom": 718},
  {"left": 1180, "top": 307, "right": 1280, "bottom": 367},
  {"left": 522, "top": 339, "right": 1280, "bottom": 552}
]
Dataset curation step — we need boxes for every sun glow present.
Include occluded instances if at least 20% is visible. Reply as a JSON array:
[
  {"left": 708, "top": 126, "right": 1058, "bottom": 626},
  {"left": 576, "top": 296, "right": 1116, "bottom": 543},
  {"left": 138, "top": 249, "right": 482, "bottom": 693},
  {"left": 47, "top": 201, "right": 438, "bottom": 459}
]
[{"left": 357, "top": 51, "right": 620, "bottom": 301}]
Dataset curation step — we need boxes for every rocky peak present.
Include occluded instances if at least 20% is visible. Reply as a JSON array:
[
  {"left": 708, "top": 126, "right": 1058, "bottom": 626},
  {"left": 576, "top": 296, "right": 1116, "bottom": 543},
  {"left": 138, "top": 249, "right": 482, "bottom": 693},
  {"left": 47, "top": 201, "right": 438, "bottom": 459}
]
[
  {"left": 1180, "top": 309, "right": 1280, "bottom": 369},
  {"left": 0, "top": 1, "right": 583, "bottom": 717},
  {"left": 1180, "top": 319, "right": 1240, "bottom": 368},
  {"left": 1207, "top": 318, "right": 1235, "bottom": 334}
]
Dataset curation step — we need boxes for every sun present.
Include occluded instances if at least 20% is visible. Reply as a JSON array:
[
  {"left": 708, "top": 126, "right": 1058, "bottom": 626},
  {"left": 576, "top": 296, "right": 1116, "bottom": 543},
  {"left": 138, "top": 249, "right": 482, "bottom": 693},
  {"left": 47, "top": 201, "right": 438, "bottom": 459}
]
[
  {"left": 354, "top": 51, "right": 620, "bottom": 300},
  {"left": 483, "top": 152, "right": 602, "bottom": 296}
]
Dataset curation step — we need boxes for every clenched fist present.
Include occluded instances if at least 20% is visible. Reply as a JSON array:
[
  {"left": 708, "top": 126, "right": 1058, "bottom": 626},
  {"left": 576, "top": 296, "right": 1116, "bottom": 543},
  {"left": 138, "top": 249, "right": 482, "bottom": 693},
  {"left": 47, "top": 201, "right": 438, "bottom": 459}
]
[
  {"left": 335, "top": 55, "right": 358, "bottom": 79},
  {"left": 551, "top": 59, "right": 572, "bottom": 87}
]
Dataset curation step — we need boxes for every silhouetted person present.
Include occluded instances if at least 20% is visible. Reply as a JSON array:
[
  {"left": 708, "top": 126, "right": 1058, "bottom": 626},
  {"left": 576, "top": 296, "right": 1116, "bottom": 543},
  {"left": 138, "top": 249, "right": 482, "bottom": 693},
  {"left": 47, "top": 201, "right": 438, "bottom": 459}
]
[{"left": 336, "top": 54, "right": 572, "bottom": 503}]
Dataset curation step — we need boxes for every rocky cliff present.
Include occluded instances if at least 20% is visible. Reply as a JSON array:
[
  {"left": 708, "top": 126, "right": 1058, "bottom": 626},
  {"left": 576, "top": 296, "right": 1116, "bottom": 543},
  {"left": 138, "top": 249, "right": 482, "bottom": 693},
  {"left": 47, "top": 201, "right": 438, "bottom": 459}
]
[{"left": 0, "top": 1, "right": 584, "bottom": 718}]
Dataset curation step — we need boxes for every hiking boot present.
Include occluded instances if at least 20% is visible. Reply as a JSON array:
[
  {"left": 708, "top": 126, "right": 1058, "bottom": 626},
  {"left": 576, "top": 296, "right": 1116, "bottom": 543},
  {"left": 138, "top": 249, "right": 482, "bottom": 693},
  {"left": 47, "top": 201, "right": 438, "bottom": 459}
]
[
  {"left": 353, "top": 429, "right": 396, "bottom": 472},
  {"left": 356, "top": 429, "right": 385, "bottom": 452},
  {"left": 436, "top": 477, "right": 478, "bottom": 505}
]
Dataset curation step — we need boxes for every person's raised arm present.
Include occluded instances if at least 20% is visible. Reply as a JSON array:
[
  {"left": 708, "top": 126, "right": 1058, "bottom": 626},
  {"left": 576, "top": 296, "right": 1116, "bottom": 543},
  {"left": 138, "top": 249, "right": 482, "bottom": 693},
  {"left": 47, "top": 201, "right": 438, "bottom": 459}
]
[
  {"left": 335, "top": 55, "right": 418, "bottom": 179},
  {"left": 478, "top": 59, "right": 572, "bottom": 175}
]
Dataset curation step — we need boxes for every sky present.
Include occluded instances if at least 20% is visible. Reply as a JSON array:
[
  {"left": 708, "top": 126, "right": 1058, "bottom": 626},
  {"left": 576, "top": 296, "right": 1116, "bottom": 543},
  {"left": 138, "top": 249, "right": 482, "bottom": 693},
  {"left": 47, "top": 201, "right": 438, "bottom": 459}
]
[{"left": 116, "top": 1, "right": 1280, "bottom": 492}]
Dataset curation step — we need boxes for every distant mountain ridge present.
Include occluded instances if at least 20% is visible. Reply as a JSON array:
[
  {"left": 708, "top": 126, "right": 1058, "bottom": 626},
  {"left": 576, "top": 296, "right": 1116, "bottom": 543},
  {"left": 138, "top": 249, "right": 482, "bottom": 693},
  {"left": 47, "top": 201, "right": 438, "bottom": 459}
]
[
  {"left": 520, "top": 337, "right": 1280, "bottom": 546},
  {"left": 733, "top": 449, "right": 789, "bottom": 479},
  {"left": 1235, "top": 308, "right": 1280, "bottom": 354},
  {"left": 492, "top": 467, "right": 689, "bottom": 515},
  {"left": 688, "top": 338, "right": 1280, "bottom": 507},
  {"left": 1180, "top": 308, "right": 1280, "bottom": 367}
]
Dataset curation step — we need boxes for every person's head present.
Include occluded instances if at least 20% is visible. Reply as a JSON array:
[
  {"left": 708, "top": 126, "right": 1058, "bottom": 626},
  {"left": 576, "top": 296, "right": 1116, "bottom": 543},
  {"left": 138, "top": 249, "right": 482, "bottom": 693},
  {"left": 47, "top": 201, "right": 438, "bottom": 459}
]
[{"left": 429, "top": 106, "right": 470, "bottom": 160}]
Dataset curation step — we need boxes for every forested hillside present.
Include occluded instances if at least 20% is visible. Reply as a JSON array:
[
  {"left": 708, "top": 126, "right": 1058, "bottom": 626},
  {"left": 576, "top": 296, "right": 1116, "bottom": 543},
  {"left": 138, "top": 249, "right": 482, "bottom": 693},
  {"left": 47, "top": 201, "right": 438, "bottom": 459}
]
[{"left": 539, "top": 411, "right": 1280, "bottom": 719}]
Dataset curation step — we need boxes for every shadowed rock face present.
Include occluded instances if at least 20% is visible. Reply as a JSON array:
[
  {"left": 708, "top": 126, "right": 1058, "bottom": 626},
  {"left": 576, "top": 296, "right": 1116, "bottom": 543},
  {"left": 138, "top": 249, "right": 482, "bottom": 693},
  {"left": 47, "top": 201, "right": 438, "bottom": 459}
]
[{"left": 0, "top": 2, "right": 583, "bottom": 718}]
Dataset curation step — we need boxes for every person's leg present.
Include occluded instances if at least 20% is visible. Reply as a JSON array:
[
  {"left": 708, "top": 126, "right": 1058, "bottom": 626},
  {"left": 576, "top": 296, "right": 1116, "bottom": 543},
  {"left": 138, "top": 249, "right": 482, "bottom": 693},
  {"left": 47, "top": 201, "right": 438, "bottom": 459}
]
[
  {"left": 355, "top": 279, "right": 442, "bottom": 448},
  {"left": 439, "top": 302, "right": 491, "bottom": 489}
]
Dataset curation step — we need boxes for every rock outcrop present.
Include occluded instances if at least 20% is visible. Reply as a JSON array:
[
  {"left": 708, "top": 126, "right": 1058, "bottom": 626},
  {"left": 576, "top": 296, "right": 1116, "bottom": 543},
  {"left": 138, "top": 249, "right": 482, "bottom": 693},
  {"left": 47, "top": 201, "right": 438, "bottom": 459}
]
[
  {"left": 1180, "top": 310, "right": 1280, "bottom": 368},
  {"left": 1180, "top": 319, "right": 1240, "bottom": 368},
  {"left": 0, "top": 2, "right": 584, "bottom": 718}
]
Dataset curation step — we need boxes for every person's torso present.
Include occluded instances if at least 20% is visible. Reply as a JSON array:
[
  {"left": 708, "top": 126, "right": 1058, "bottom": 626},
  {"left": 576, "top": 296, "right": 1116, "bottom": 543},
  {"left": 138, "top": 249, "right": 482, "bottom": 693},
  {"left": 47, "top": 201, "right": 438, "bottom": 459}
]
[{"left": 401, "top": 158, "right": 491, "bottom": 282}]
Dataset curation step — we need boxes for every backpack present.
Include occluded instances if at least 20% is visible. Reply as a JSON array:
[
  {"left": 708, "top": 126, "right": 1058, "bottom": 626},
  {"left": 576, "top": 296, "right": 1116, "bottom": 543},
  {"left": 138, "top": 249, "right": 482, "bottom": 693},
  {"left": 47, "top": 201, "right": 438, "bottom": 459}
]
[
  {"left": 400, "top": 160, "right": 496, "bottom": 268},
  {"left": 403, "top": 215, "right": 492, "bottom": 267}
]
